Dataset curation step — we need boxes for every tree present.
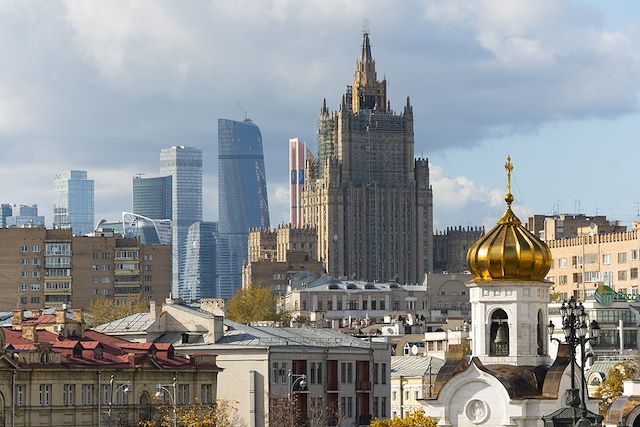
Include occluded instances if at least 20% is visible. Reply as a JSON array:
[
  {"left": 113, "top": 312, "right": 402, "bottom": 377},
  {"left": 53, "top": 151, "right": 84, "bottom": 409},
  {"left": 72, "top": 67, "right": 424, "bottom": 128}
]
[
  {"left": 226, "top": 285, "right": 289, "bottom": 324},
  {"left": 86, "top": 295, "right": 149, "bottom": 327},
  {"left": 594, "top": 358, "right": 640, "bottom": 414},
  {"left": 267, "top": 396, "right": 344, "bottom": 427},
  {"left": 142, "top": 398, "right": 246, "bottom": 427},
  {"left": 370, "top": 410, "right": 438, "bottom": 427}
]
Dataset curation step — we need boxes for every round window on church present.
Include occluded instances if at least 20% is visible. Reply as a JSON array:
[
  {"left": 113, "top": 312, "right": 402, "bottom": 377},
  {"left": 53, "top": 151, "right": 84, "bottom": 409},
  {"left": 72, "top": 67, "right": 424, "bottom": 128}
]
[{"left": 465, "top": 399, "right": 489, "bottom": 424}]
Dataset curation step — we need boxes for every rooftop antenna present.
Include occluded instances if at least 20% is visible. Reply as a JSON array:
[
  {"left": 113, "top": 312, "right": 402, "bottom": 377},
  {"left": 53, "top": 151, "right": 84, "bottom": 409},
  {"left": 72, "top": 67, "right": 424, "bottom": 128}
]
[
  {"left": 635, "top": 201, "right": 640, "bottom": 218},
  {"left": 236, "top": 101, "right": 249, "bottom": 121},
  {"left": 361, "top": 19, "right": 370, "bottom": 34}
]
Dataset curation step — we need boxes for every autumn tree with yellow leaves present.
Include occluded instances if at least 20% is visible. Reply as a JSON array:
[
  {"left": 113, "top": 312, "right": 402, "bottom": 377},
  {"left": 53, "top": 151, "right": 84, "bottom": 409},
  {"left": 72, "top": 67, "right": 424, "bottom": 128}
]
[{"left": 370, "top": 410, "right": 438, "bottom": 427}]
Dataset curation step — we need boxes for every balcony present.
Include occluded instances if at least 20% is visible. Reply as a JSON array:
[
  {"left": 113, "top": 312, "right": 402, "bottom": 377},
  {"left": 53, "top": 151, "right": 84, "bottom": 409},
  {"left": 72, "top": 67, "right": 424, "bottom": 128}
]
[
  {"left": 114, "top": 269, "right": 140, "bottom": 276},
  {"left": 356, "top": 381, "right": 371, "bottom": 392}
]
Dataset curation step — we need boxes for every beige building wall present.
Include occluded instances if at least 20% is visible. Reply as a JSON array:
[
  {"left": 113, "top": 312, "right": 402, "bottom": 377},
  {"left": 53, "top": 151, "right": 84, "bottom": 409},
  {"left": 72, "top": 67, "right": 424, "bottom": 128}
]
[
  {"left": 0, "top": 228, "right": 170, "bottom": 311},
  {"left": 547, "top": 229, "right": 640, "bottom": 300},
  {"left": 242, "top": 251, "right": 324, "bottom": 295}
]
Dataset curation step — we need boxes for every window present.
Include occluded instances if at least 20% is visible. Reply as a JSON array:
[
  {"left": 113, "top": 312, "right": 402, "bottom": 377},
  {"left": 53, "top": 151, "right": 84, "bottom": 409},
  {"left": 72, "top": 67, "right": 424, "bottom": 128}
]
[
  {"left": 144, "top": 285, "right": 152, "bottom": 292},
  {"left": 632, "top": 250, "right": 639, "bottom": 262},
  {"left": 347, "top": 362, "right": 353, "bottom": 384},
  {"left": 101, "top": 276, "right": 110, "bottom": 284},
  {"left": 558, "top": 276, "right": 567, "bottom": 285},
  {"left": 572, "top": 256, "right": 583, "bottom": 267},
  {"left": 20, "top": 284, "right": 27, "bottom": 292},
  {"left": 347, "top": 300, "right": 358, "bottom": 310},
  {"left": 103, "top": 265, "right": 110, "bottom": 271},
  {"left": 341, "top": 397, "right": 347, "bottom": 417},
  {"left": 632, "top": 268, "right": 638, "bottom": 280},
  {"left": 337, "top": 300, "right": 343, "bottom": 310},
  {"left": 20, "top": 258, "right": 28, "bottom": 265},
  {"left": 32, "top": 258, "right": 40, "bottom": 265},
  {"left": 145, "top": 265, "right": 152, "bottom": 271},
  {"left": 572, "top": 273, "right": 583, "bottom": 283},
  {"left": 381, "top": 363, "right": 387, "bottom": 384},
  {"left": 144, "top": 275, "right": 153, "bottom": 282},
  {"left": 81, "top": 384, "right": 94, "bottom": 405},
  {"left": 144, "top": 254, "right": 153, "bottom": 261},
  {"left": 392, "top": 300, "right": 400, "bottom": 310},
  {"left": 619, "top": 270, "right": 628, "bottom": 281},
  {"left": 559, "top": 258, "right": 568, "bottom": 268},
  {"left": 311, "top": 362, "right": 316, "bottom": 383},
  {"left": 347, "top": 396, "right": 353, "bottom": 418},
  {"left": 30, "top": 297, "right": 40, "bottom": 304},
  {"left": 316, "top": 362, "right": 322, "bottom": 384},
  {"left": 92, "top": 265, "right": 99, "bottom": 271},
  {"left": 32, "top": 245, "right": 40, "bottom": 253},
  {"left": 415, "top": 390, "right": 420, "bottom": 400},
  {"left": 20, "top": 245, "right": 28, "bottom": 252},
  {"left": 619, "top": 252, "right": 628, "bottom": 263},
  {"left": 341, "top": 362, "right": 347, "bottom": 383},
  {"left": 46, "top": 243, "right": 70, "bottom": 256},
  {"left": 584, "top": 253, "right": 598, "bottom": 264},
  {"left": 392, "top": 391, "right": 397, "bottom": 401},
  {"left": 31, "top": 284, "right": 40, "bottom": 291},
  {"left": 381, "top": 397, "right": 387, "bottom": 417},
  {"left": 374, "top": 397, "right": 379, "bottom": 418},
  {"left": 100, "top": 384, "right": 111, "bottom": 404},
  {"left": 371, "top": 300, "right": 377, "bottom": 310},
  {"left": 32, "top": 271, "right": 40, "bottom": 278},
  {"left": 20, "top": 271, "right": 27, "bottom": 278},
  {"left": 20, "top": 297, "right": 27, "bottom": 304},
  {"left": 115, "top": 385, "right": 129, "bottom": 404},
  {"left": 272, "top": 362, "right": 279, "bottom": 384},
  {"left": 39, "top": 384, "right": 52, "bottom": 406},
  {"left": 373, "top": 363, "right": 379, "bottom": 384},
  {"left": 603, "top": 254, "right": 612, "bottom": 265},
  {"left": 633, "top": 286, "right": 638, "bottom": 295},
  {"left": 63, "top": 384, "right": 75, "bottom": 406},
  {"left": 279, "top": 362, "right": 287, "bottom": 384},
  {"left": 177, "top": 384, "right": 189, "bottom": 404},
  {"left": 404, "top": 390, "right": 409, "bottom": 401},
  {"left": 380, "top": 300, "right": 386, "bottom": 310},
  {"left": 439, "top": 290, "right": 446, "bottom": 296},
  {"left": 16, "top": 384, "right": 25, "bottom": 406},
  {"left": 103, "top": 289, "right": 111, "bottom": 296},
  {"left": 200, "top": 384, "right": 213, "bottom": 404},
  {"left": 317, "top": 301, "right": 323, "bottom": 311}
]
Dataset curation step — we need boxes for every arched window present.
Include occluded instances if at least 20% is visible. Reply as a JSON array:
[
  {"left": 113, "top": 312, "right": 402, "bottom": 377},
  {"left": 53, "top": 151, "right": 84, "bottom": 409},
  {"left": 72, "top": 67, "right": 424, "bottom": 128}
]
[
  {"left": 139, "top": 392, "right": 151, "bottom": 422},
  {"left": 490, "top": 309, "right": 509, "bottom": 356},
  {"left": 537, "top": 309, "right": 545, "bottom": 356}
]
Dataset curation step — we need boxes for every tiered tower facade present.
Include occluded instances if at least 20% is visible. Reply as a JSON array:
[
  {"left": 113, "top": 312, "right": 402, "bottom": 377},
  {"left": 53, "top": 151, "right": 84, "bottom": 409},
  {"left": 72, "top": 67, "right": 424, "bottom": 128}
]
[{"left": 301, "top": 32, "right": 433, "bottom": 284}]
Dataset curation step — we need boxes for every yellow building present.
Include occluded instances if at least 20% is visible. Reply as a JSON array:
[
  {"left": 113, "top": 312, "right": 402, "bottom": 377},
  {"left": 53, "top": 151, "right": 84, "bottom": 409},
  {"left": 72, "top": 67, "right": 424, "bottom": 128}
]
[{"left": 391, "top": 356, "right": 443, "bottom": 419}]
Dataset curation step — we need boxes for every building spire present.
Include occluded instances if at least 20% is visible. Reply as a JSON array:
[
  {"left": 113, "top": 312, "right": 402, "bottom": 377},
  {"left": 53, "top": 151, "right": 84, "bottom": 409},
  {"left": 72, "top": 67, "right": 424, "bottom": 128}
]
[{"left": 360, "top": 32, "right": 373, "bottom": 63}]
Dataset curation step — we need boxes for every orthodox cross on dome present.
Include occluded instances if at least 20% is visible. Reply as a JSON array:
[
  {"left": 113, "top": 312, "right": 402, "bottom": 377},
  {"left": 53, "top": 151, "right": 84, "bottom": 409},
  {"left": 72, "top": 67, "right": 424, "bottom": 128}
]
[{"left": 505, "top": 155, "right": 514, "bottom": 206}]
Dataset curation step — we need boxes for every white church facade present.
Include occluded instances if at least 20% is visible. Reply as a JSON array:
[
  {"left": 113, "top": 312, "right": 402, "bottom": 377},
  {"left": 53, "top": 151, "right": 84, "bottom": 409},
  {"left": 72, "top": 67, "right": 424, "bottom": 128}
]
[{"left": 420, "top": 157, "right": 601, "bottom": 427}]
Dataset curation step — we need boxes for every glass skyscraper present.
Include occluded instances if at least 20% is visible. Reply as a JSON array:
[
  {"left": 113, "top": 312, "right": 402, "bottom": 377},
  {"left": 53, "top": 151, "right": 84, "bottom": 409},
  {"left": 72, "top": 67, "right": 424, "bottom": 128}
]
[
  {"left": 218, "top": 119, "right": 270, "bottom": 299},
  {"left": 160, "top": 146, "right": 202, "bottom": 298},
  {"left": 132, "top": 175, "right": 172, "bottom": 220},
  {"left": 183, "top": 221, "right": 217, "bottom": 302},
  {"left": 53, "top": 170, "right": 95, "bottom": 235}
]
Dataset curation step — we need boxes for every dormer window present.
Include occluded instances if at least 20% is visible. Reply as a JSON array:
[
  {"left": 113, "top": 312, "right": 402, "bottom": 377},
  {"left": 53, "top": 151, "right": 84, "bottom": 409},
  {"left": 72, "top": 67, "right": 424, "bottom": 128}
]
[
  {"left": 73, "top": 345, "right": 82, "bottom": 358},
  {"left": 94, "top": 347, "right": 103, "bottom": 359}
]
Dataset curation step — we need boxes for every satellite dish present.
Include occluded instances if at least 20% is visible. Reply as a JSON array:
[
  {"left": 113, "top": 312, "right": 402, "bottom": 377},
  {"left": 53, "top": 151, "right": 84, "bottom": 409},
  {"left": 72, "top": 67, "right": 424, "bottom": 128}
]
[{"left": 411, "top": 345, "right": 419, "bottom": 355}]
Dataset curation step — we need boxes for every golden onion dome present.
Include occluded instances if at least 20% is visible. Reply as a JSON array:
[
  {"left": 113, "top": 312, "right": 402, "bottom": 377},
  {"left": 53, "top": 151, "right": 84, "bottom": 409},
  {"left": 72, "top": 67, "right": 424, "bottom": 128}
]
[{"left": 466, "top": 156, "right": 552, "bottom": 282}]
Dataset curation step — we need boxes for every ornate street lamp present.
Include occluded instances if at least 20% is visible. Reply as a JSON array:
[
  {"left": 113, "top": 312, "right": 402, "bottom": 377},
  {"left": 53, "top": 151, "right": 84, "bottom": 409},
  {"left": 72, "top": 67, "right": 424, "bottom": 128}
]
[
  {"left": 155, "top": 377, "right": 178, "bottom": 427},
  {"left": 107, "top": 375, "right": 131, "bottom": 427},
  {"left": 546, "top": 296, "right": 602, "bottom": 426},
  {"left": 288, "top": 370, "right": 308, "bottom": 422}
]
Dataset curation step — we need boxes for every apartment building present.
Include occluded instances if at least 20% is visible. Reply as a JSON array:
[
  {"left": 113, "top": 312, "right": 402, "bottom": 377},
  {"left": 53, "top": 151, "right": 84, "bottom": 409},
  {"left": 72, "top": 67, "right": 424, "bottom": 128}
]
[
  {"left": 0, "top": 307, "right": 220, "bottom": 427},
  {"left": 0, "top": 228, "right": 170, "bottom": 311},
  {"left": 96, "top": 298, "right": 391, "bottom": 427},
  {"left": 545, "top": 224, "right": 640, "bottom": 300}
]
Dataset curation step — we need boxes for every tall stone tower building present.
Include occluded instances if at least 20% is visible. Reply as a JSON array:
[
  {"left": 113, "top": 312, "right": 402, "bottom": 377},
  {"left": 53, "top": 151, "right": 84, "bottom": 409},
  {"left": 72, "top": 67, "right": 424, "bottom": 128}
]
[{"left": 301, "top": 32, "right": 433, "bottom": 284}]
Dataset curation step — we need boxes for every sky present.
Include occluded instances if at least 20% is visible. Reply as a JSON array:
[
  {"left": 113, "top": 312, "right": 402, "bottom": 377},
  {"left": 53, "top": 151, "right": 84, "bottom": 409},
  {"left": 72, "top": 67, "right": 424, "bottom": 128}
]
[{"left": 1, "top": 0, "right": 639, "bottom": 232}]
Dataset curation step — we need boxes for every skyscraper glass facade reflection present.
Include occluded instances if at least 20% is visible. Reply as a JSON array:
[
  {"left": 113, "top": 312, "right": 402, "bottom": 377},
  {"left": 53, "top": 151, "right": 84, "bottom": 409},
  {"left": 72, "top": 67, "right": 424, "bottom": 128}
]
[
  {"left": 183, "top": 221, "right": 217, "bottom": 302},
  {"left": 53, "top": 170, "right": 94, "bottom": 235},
  {"left": 160, "top": 146, "right": 202, "bottom": 298},
  {"left": 218, "top": 119, "right": 270, "bottom": 299},
  {"left": 132, "top": 175, "right": 172, "bottom": 220}
]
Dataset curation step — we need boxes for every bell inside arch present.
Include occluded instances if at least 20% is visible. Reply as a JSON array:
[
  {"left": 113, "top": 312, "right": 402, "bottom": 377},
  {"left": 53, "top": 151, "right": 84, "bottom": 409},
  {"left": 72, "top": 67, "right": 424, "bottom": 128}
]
[{"left": 494, "top": 322, "right": 508, "bottom": 345}]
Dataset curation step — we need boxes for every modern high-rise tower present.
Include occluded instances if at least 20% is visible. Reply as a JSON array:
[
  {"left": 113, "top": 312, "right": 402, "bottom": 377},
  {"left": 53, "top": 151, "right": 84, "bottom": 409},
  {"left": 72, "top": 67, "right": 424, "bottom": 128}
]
[
  {"left": 182, "top": 221, "right": 217, "bottom": 302},
  {"left": 160, "top": 146, "right": 203, "bottom": 297},
  {"left": 301, "top": 32, "right": 434, "bottom": 283},
  {"left": 132, "top": 175, "right": 172, "bottom": 220},
  {"left": 218, "top": 118, "right": 270, "bottom": 299},
  {"left": 53, "top": 170, "right": 95, "bottom": 235},
  {"left": 289, "top": 138, "right": 315, "bottom": 227}
]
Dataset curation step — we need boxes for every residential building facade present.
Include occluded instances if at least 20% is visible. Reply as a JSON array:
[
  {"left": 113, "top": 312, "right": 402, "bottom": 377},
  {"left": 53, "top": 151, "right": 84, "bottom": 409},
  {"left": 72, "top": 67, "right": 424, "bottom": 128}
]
[
  {"left": 0, "top": 228, "right": 170, "bottom": 311},
  {"left": 390, "top": 356, "right": 444, "bottom": 419},
  {"left": 53, "top": 170, "right": 94, "bottom": 235},
  {"left": 289, "top": 138, "right": 314, "bottom": 227},
  {"left": 218, "top": 118, "right": 270, "bottom": 299},
  {"left": 95, "top": 299, "right": 391, "bottom": 427},
  {"left": 160, "top": 146, "right": 203, "bottom": 298},
  {"left": 0, "top": 307, "right": 220, "bottom": 427},
  {"left": 242, "top": 250, "right": 325, "bottom": 295},
  {"left": 526, "top": 213, "right": 625, "bottom": 241},
  {"left": 545, "top": 224, "right": 640, "bottom": 300},
  {"left": 132, "top": 175, "right": 172, "bottom": 220},
  {"left": 301, "top": 32, "right": 433, "bottom": 284}
]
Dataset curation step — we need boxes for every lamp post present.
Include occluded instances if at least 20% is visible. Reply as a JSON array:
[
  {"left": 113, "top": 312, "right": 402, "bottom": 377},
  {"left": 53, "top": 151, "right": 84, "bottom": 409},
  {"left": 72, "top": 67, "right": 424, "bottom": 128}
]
[
  {"left": 547, "top": 296, "right": 601, "bottom": 426},
  {"left": 155, "top": 377, "right": 178, "bottom": 427},
  {"left": 107, "top": 375, "right": 131, "bottom": 427},
  {"left": 288, "top": 370, "right": 308, "bottom": 423}
]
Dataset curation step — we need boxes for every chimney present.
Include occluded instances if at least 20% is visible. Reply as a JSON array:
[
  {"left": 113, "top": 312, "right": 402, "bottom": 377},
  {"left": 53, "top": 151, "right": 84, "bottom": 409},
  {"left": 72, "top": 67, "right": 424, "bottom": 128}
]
[
  {"left": 71, "top": 309, "right": 83, "bottom": 323},
  {"left": 55, "top": 308, "right": 66, "bottom": 326},
  {"left": 21, "top": 324, "right": 37, "bottom": 342},
  {"left": 11, "top": 309, "right": 23, "bottom": 328},
  {"left": 149, "top": 300, "right": 157, "bottom": 322},
  {"left": 31, "top": 309, "right": 43, "bottom": 318}
]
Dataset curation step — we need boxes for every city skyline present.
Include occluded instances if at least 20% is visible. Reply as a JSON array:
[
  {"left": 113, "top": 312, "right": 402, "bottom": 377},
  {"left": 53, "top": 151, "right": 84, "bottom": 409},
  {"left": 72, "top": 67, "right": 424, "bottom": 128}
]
[{"left": 0, "top": 1, "right": 639, "bottom": 232}]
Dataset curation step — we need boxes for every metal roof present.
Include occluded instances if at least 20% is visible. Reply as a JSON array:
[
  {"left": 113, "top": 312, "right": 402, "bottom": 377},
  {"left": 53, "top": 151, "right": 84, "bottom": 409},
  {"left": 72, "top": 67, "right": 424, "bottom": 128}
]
[
  {"left": 93, "top": 312, "right": 154, "bottom": 333},
  {"left": 391, "top": 355, "right": 446, "bottom": 378}
]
